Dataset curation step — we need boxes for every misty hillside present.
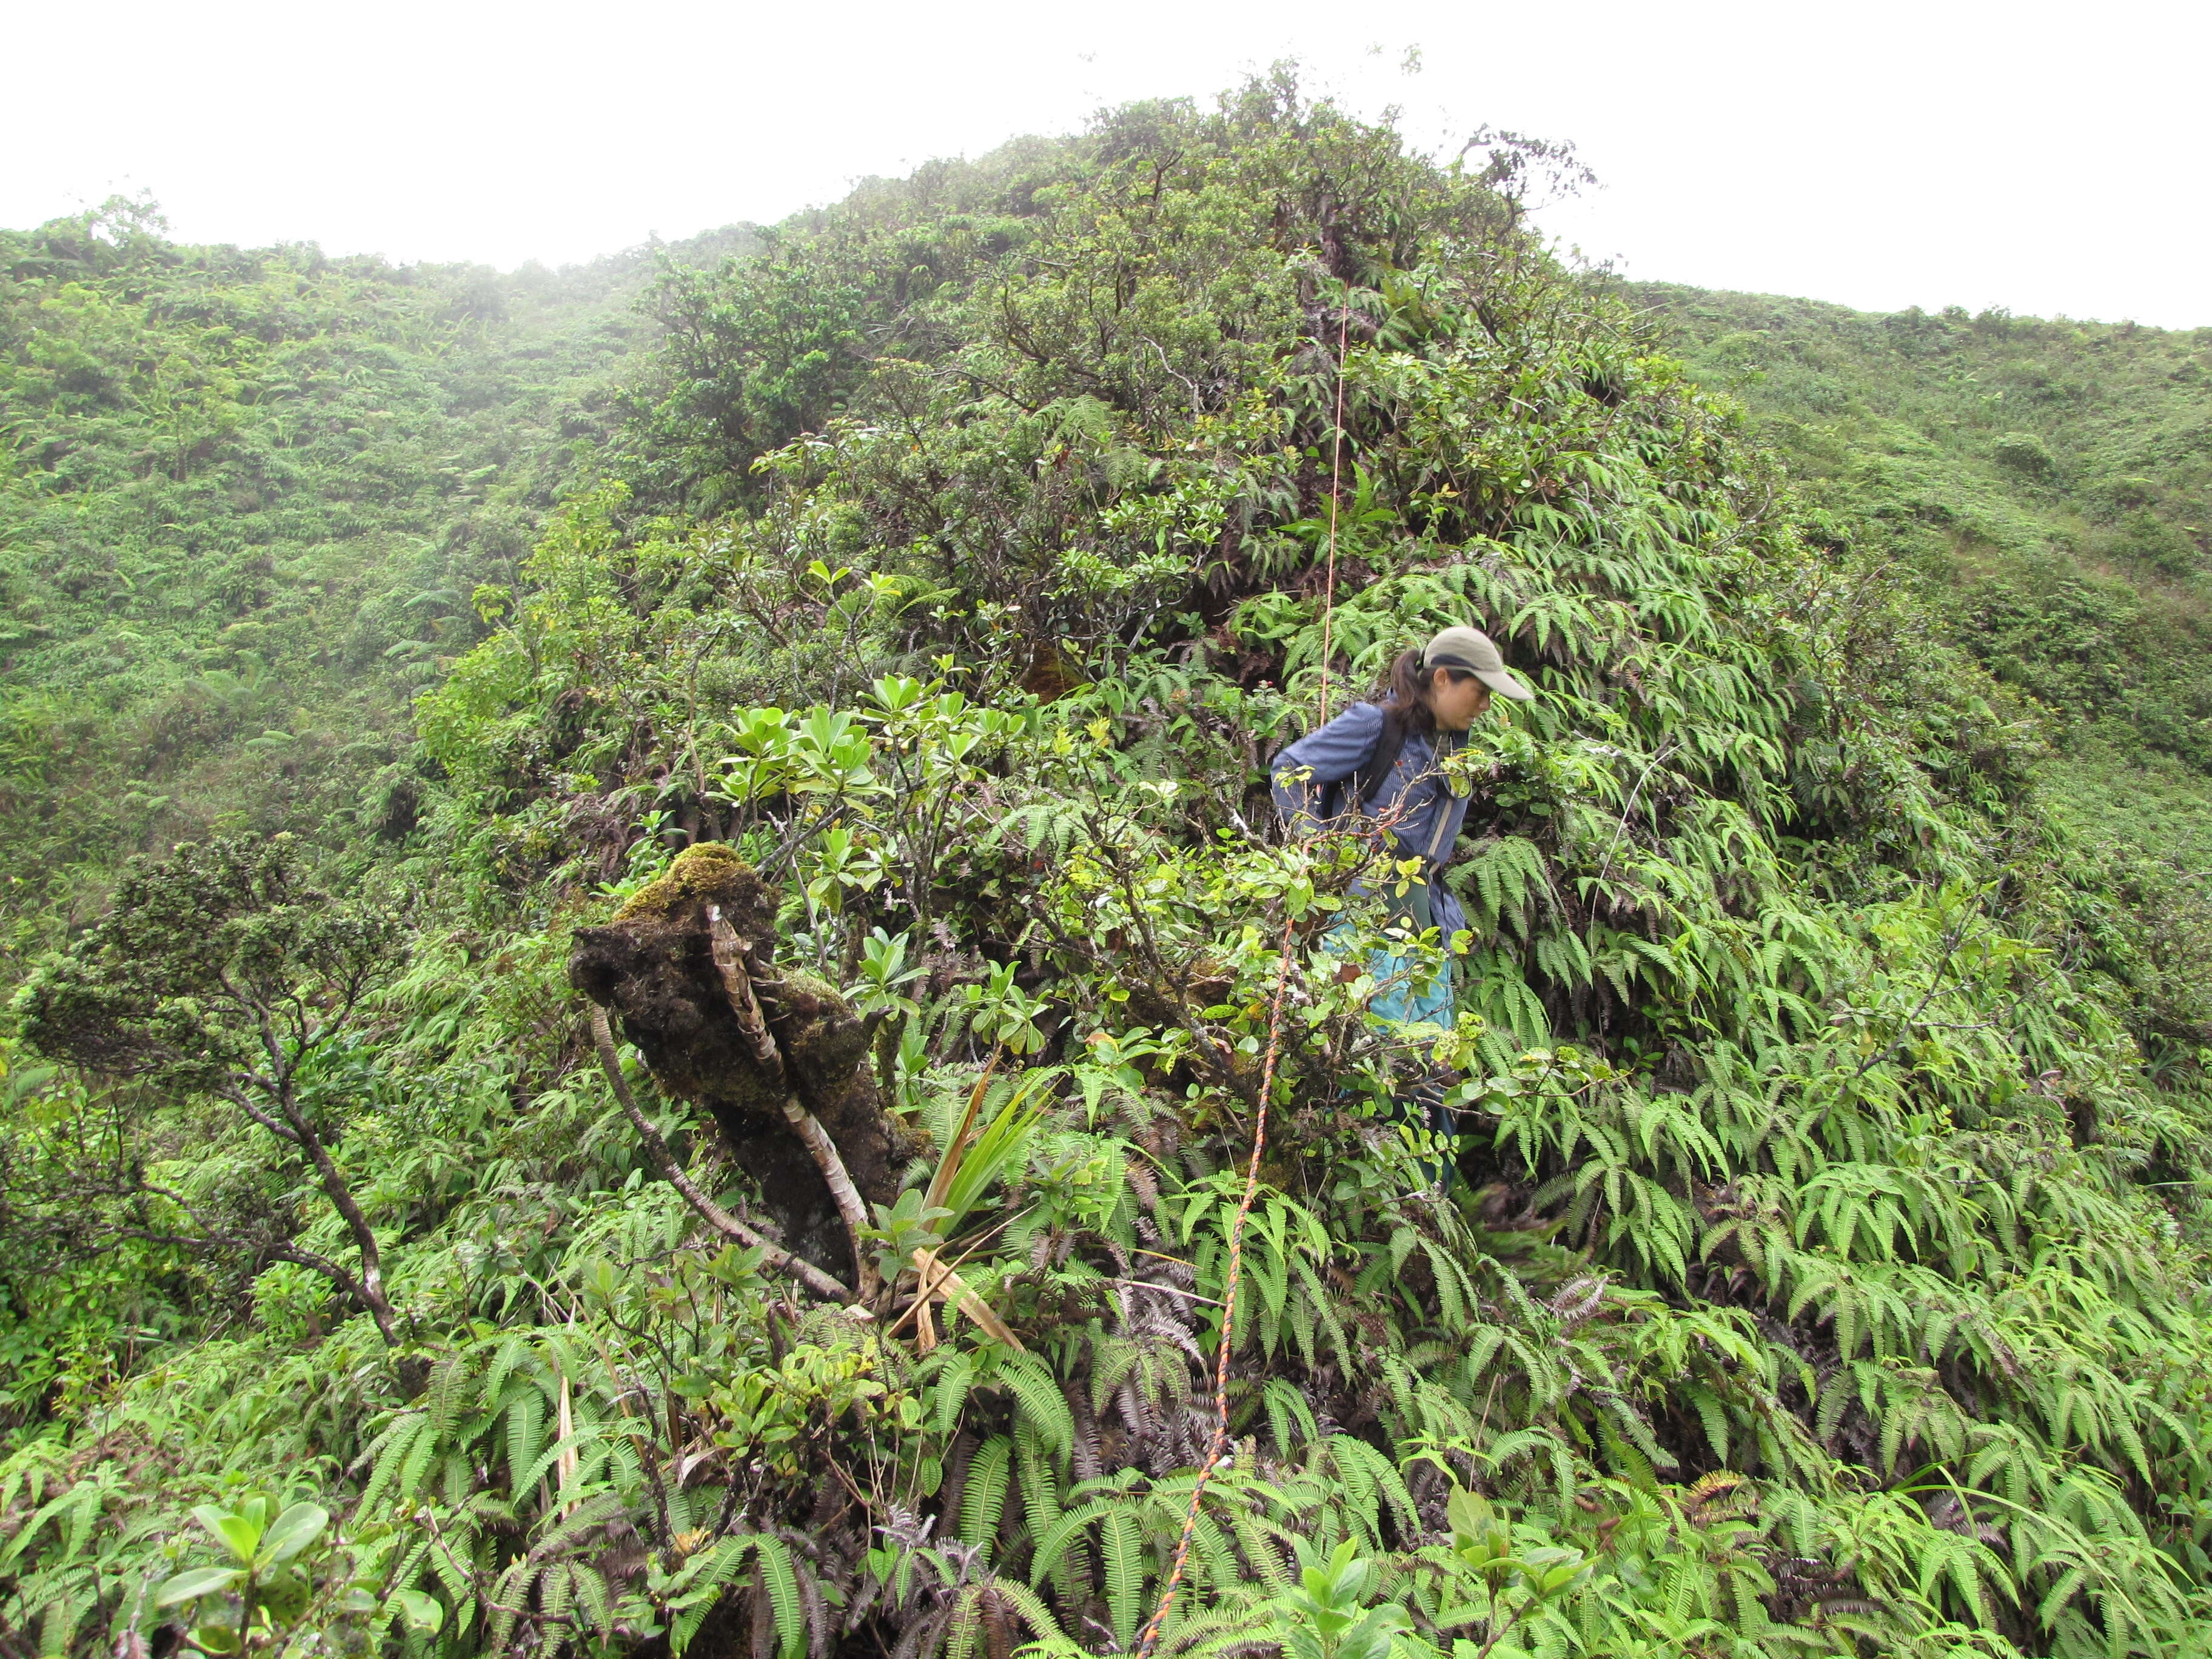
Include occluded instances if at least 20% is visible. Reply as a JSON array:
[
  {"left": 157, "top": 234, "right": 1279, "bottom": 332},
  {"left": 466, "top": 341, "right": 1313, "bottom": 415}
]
[
  {"left": 4, "top": 82, "right": 2210, "bottom": 1659},
  {"left": 1640, "top": 283, "right": 2212, "bottom": 1060},
  {"left": 0, "top": 205, "right": 753, "bottom": 971}
]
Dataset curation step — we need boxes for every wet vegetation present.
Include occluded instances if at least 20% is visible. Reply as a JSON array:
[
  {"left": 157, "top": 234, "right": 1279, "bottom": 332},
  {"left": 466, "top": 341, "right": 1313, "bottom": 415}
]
[{"left": 4, "top": 77, "right": 2211, "bottom": 1659}]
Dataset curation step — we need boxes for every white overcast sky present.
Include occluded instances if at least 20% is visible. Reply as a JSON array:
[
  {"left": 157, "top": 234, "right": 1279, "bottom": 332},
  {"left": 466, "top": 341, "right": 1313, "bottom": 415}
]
[{"left": 5, "top": 0, "right": 2207, "bottom": 328}]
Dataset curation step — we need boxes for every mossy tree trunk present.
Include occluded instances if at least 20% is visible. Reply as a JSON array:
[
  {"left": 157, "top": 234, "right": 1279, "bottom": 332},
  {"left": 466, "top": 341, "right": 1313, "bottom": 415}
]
[{"left": 568, "top": 844, "right": 911, "bottom": 1286}]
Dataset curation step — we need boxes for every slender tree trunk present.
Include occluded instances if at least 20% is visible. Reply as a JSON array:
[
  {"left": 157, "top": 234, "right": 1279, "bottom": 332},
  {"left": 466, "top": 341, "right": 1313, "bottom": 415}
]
[{"left": 265, "top": 1082, "right": 400, "bottom": 1346}]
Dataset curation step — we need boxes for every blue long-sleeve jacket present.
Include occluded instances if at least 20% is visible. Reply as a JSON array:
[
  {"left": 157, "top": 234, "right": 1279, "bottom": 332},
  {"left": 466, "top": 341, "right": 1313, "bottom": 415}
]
[{"left": 1269, "top": 702, "right": 1472, "bottom": 940}]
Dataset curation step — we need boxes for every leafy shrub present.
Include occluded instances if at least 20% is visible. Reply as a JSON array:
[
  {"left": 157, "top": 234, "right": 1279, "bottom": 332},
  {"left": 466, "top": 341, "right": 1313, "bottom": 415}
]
[{"left": 4, "top": 74, "right": 2211, "bottom": 1659}]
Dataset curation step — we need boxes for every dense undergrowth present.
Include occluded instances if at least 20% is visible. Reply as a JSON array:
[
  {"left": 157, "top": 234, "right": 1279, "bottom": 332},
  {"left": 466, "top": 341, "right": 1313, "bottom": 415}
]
[
  {"left": 5, "top": 78, "right": 2212, "bottom": 1659},
  {"left": 1638, "top": 284, "right": 2212, "bottom": 1057},
  {"left": 0, "top": 196, "right": 718, "bottom": 974}
]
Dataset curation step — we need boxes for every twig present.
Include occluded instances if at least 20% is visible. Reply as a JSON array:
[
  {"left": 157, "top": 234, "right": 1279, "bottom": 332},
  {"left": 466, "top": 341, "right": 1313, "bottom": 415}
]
[
  {"left": 1315, "top": 287, "right": 1351, "bottom": 722},
  {"left": 1589, "top": 737, "right": 1677, "bottom": 897},
  {"left": 588, "top": 1005, "right": 851, "bottom": 1303},
  {"left": 1473, "top": 1590, "right": 1540, "bottom": 1659},
  {"left": 1102, "top": 1279, "right": 1225, "bottom": 1308},
  {"left": 1132, "top": 910, "right": 1300, "bottom": 1658},
  {"left": 706, "top": 905, "right": 884, "bottom": 1299},
  {"left": 1853, "top": 904, "right": 1978, "bottom": 1079}
]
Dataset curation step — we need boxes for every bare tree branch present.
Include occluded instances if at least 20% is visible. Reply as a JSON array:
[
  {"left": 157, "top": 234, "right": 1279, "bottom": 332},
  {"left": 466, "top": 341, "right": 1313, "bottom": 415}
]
[{"left": 588, "top": 1004, "right": 853, "bottom": 1304}]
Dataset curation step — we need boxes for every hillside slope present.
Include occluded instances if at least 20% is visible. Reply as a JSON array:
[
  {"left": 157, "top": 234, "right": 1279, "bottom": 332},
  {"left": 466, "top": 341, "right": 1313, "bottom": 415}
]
[
  {"left": 1628, "top": 287, "right": 2212, "bottom": 780},
  {"left": 1636, "top": 282, "right": 2212, "bottom": 1061},
  {"left": 0, "top": 200, "right": 709, "bottom": 973},
  {"left": 5, "top": 92, "right": 2212, "bottom": 1659}
]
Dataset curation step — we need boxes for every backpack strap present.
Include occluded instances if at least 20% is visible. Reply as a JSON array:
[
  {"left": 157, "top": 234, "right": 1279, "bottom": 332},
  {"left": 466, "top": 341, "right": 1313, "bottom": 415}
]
[{"left": 1345, "top": 708, "right": 1409, "bottom": 814}]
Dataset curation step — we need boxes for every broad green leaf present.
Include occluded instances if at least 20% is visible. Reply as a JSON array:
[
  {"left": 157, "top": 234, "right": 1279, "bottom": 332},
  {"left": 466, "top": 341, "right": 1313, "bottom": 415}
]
[
  {"left": 389, "top": 1588, "right": 446, "bottom": 1633},
  {"left": 255, "top": 1501, "right": 329, "bottom": 1566},
  {"left": 192, "top": 1503, "right": 261, "bottom": 1564},
  {"left": 153, "top": 1565, "right": 241, "bottom": 1606}
]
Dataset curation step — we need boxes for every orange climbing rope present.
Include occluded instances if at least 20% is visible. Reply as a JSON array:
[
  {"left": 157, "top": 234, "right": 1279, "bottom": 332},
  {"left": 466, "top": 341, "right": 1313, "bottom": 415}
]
[
  {"left": 1132, "top": 283, "right": 1354, "bottom": 1659},
  {"left": 1128, "top": 925, "right": 1296, "bottom": 1658},
  {"left": 1315, "top": 292, "right": 1353, "bottom": 726}
]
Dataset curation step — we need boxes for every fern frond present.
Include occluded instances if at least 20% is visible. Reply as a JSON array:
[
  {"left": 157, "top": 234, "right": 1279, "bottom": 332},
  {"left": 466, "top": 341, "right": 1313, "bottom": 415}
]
[
  {"left": 962, "top": 1435, "right": 1013, "bottom": 1549},
  {"left": 756, "top": 1534, "right": 806, "bottom": 1659}
]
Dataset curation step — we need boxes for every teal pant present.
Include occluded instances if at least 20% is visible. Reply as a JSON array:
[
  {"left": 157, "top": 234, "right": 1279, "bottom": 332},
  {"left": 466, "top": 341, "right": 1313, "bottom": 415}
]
[
  {"left": 1364, "top": 937, "right": 1454, "bottom": 1029},
  {"left": 1326, "top": 922, "right": 1458, "bottom": 1184}
]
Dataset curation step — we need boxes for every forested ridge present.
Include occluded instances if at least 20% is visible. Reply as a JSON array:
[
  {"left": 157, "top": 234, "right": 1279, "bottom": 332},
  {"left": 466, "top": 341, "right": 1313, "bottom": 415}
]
[
  {"left": 0, "top": 199, "right": 748, "bottom": 973},
  {"left": 5, "top": 79, "right": 2212, "bottom": 1659}
]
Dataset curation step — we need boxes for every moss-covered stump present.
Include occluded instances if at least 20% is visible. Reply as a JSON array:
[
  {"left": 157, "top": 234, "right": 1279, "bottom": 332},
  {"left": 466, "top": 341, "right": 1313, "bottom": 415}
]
[{"left": 569, "top": 844, "right": 908, "bottom": 1281}]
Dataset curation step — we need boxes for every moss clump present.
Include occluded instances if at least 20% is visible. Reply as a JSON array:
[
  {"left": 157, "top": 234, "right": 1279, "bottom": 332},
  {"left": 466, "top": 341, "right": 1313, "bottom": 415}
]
[
  {"left": 611, "top": 842, "right": 759, "bottom": 925},
  {"left": 774, "top": 968, "right": 868, "bottom": 1085}
]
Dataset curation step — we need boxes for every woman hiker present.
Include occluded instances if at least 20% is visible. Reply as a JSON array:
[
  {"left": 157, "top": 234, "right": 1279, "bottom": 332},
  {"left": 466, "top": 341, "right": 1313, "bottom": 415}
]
[{"left": 1269, "top": 624, "right": 1535, "bottom": 1179}]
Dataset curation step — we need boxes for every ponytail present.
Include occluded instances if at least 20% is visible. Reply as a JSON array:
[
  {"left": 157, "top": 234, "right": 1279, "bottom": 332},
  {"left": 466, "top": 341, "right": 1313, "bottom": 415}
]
[{"left": 1378, "top": 647, "right": 1439, "bottom": 748}]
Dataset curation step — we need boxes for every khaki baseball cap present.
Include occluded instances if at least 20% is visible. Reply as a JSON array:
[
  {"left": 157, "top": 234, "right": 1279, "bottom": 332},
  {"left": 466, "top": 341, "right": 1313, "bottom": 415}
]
[{"left": 1422, "top": 625, "right": 1535, "bottom": 701}]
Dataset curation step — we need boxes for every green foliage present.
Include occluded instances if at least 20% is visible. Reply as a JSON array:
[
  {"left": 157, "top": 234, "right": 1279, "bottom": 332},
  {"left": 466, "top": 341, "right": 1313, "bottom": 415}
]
[
  {"left": 147, "top": 1495, "right": 394, "bottom": 1655},
  {"left": 3, "top": 72, "right": 2212, "bottom": 1659},
  {"left": 13, "top": 833, "right": 407, "bottom": 1344},
  {"left": 1641, "top": 283, "right": 2212, "bottom": 1064},
  {"left": 0, "top": 195, "right": 697, "bottom": 975}
]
